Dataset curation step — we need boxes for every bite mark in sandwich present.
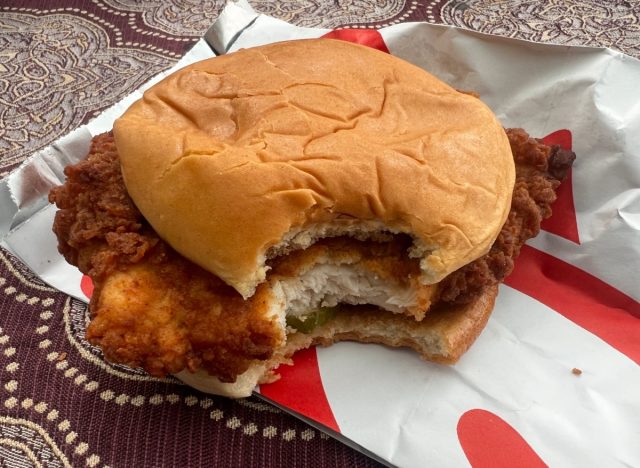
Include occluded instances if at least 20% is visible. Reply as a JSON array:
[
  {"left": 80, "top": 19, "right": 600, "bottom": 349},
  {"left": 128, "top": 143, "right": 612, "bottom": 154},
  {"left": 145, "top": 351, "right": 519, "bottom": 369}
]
[{"left": 49, "top": 39, "right": 575, "bottom": 397}]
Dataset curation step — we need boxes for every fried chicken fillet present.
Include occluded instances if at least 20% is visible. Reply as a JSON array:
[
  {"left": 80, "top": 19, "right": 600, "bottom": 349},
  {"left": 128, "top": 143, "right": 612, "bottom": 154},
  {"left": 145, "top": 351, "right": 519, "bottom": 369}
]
[
  {"left": 49, "top": 128, "right": 574, "bottom": 394},
  {"left": 49, "top": 39, "right": 576, "bottom": 397}
]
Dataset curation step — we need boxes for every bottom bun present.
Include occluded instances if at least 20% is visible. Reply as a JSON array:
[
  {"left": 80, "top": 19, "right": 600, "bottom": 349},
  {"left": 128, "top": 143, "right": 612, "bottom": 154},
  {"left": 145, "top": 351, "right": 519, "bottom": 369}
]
[
  {"left": 175, "top": 364, "right": 271, "bottom": 398},
  {"left": 174, "top": 285, "right": 498, "bottom": 398}
]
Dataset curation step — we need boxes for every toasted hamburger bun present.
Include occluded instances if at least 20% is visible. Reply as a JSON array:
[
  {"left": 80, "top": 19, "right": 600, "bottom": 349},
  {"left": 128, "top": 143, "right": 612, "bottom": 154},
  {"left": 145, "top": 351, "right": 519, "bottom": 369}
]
[{"left": 113, "top": 38, "right": 515, "bottom": 299}]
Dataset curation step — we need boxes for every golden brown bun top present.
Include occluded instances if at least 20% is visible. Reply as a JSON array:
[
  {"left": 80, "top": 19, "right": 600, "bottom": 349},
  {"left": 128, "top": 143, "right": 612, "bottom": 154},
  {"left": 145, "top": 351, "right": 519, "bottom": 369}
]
[{"left": 114, "top": 39, "right": 515, "bottom": 298}]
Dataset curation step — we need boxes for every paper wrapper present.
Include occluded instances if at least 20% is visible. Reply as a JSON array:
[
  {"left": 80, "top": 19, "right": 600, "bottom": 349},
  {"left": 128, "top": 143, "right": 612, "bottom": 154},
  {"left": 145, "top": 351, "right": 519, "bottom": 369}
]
[{"left": 2, "top": 2, "right": 639, "bottom": 466}]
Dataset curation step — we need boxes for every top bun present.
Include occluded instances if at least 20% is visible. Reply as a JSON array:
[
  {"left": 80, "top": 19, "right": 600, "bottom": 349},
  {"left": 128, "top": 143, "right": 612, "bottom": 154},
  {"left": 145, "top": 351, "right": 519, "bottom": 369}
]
[{"left": 114, "top": 39, "right": 515, "bottom": 298}]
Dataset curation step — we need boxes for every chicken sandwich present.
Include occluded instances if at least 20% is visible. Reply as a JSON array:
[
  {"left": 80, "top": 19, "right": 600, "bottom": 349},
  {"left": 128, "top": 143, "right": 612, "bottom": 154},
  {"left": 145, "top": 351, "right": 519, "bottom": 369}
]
[{"left": 49, "top": 39, "right": 575, "bottom": 397}]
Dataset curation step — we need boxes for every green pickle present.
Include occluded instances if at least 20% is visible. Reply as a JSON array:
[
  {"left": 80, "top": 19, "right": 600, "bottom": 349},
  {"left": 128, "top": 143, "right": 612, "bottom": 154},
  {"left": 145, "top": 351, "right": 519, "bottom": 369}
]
[{"left": 286, "top": 306, "right": 338, "bottom": 333}]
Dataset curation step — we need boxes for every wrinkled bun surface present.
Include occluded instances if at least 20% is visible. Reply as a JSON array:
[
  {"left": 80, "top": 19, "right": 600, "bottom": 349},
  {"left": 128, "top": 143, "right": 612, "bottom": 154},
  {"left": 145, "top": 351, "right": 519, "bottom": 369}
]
[{"left": 114, "top": 39, "right": 515, "bottom": 297}]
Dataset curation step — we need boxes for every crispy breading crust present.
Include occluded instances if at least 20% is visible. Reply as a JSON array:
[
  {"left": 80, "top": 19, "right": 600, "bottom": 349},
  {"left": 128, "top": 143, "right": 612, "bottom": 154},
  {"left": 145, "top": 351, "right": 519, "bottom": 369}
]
[
  {"left": 437, "top": 129, "right": 575, "bottom": 304},
  {"left": 49, "top": 136, "right": 284, "bottom": 382}
]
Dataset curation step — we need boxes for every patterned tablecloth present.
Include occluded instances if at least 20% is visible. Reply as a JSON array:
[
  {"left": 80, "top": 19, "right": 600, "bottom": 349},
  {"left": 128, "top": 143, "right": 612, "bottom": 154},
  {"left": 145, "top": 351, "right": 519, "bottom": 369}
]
[{"left": 1, "top": 1, "right": 638, "bottom": 466}]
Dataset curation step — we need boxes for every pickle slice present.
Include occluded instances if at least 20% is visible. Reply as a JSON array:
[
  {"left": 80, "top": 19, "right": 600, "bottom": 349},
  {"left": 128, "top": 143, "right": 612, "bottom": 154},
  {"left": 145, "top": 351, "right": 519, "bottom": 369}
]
[{"left": 286, "top": 306, "right": 338, "bottom": 333}]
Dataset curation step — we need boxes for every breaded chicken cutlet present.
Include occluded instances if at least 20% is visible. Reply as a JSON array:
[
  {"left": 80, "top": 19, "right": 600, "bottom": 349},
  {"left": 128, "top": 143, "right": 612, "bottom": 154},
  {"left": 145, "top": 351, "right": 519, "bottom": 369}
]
[{"left": 49, "top": 128, "right": 574, "bottom": 386}]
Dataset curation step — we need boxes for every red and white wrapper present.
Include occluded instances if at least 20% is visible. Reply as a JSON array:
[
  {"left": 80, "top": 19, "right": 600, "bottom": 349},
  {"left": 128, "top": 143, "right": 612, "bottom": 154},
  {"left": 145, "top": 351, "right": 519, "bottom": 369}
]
[{"left": 2, "top": 2, "right": 638, "bottom": 466}]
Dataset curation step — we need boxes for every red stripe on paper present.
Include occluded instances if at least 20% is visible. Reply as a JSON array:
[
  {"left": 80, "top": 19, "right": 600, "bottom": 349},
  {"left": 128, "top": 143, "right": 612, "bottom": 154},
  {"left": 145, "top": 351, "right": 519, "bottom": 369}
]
[
  {"left": 505, "top": 245, "right": 640, "bottom": 363},
  {"left": 541, "top": 129, "right": 572, "bottom": 151},
  {"left": 321, "top": 29, "right": 390, "bottom": 53},
  {"left": 457, "top": 409, "right": 547, "bottom": 467},
  {"left": 259, "top": 347, "right": 340, "bottom": 433},
  {"left": 81, "top": 274, "right": 94, "bottom": 299},
  {"left": 540, "top": 129, "right": 580, "bottom": 244}
]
